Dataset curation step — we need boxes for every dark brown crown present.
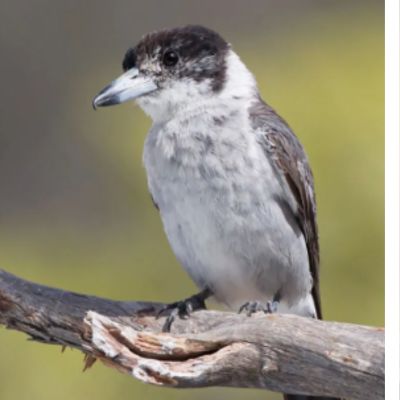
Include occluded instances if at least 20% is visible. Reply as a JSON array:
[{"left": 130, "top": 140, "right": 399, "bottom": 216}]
[{"left": 122, "top": 25, "right": 230, "bottom": 92}]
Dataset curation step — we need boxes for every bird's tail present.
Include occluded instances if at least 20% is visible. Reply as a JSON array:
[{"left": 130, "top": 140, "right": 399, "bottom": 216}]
[{"left": 284, "top": 395, "right": 341, "bottom": 400}]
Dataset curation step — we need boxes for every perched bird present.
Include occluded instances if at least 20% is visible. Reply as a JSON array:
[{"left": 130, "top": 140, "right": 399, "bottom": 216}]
[{"left": 93, "top": 25, "right": 338, "bottom": 400}]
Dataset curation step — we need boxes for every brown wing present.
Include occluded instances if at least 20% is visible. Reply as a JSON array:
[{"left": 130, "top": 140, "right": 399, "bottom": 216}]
[{"left": 249, "top": 98, "right": 322, "bottom": 319}]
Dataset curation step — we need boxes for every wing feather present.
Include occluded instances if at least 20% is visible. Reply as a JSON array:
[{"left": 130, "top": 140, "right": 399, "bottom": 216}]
[{"left": 250, "top": 99, "right": 322, "bottom": 319}]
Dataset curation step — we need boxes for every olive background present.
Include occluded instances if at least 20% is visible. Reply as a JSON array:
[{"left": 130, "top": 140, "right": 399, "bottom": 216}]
[{"left": 0, "top": 1, "right": 383, "bottom": 399}]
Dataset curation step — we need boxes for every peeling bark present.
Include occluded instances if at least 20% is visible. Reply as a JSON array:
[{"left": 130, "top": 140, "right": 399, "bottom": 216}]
[{"left": 0, "top": 270, "right": 384, "bottom": 400}]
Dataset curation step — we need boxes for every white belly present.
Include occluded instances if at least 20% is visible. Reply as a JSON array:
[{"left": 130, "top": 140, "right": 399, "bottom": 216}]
[{"left": 143, "top": 122, "right": 313, "bottom": 315}]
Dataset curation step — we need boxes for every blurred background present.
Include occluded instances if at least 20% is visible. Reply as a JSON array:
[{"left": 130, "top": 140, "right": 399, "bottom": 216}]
[{"left": 0, "top": 1, "right": 383, "bottom": 399}]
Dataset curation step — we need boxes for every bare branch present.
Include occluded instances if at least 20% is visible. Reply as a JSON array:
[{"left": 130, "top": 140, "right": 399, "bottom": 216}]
[{"left": 0, "top": 269, "right": 384, "bottom": 400}]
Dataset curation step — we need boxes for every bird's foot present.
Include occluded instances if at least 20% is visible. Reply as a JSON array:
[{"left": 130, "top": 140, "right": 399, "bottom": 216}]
[
  {"left": 157, "top": 288, "right": 211, "bottom": 332},
  {"left": 238, "top": 301, "right": 266, "bottom": 316},
  {"left": 238, "top": 299, "right": 279, "bottom": 316},
  {"left": 266, "top": 299, "right": 279, "bottom": 313}
]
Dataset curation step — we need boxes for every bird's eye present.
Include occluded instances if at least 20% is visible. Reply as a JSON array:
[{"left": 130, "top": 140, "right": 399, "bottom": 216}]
[{"left": 163, "top": 50, "right": 179, "bottom": 67}]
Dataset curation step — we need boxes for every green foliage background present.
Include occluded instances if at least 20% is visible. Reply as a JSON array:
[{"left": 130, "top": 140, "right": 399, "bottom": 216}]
[{"left": 0, "top": 1, "right": 383, "bottom": 400}]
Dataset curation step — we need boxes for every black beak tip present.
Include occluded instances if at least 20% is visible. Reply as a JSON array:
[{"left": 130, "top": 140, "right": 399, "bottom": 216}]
[
  {"left": 92, "top": 83, "right": 114, "bottom": 110},
  {"left": 92, "top": 96, "right": 120, "bottom": 109}
]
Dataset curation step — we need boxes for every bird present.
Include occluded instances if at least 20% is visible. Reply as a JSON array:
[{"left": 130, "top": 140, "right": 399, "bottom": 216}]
[{"left": 93, "top": 25, "right": 339, "bottom": 400}]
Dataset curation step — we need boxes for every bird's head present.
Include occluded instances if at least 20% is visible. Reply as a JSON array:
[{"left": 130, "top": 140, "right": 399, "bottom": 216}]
[{"left": 93, "top": 25, "right": 256, "bottom": 122}]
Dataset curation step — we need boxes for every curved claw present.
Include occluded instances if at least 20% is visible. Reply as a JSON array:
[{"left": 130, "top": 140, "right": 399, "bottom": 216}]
[
  {"left": 157, "top": 288, "right": 211, "bottom": 332},
  {"left": 156, "top": 302, "right": 180, "bottom": 319},
  {"left": 162, "top": 308, "right": 180, "bottom": 332},
  {"left": 266, "top": 300, "right": 279, "bottom": 314},
  {"left": 238, "top": 299, "right": 280, "bottom": 317},
  {"left": 238, "top": 301, "right": 266, "bottom": 316}
]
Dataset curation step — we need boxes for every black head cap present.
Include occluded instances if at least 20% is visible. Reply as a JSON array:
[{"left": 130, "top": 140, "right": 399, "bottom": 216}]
[{"left": 122, "top": 25, "right": 230, "bottom": 92}]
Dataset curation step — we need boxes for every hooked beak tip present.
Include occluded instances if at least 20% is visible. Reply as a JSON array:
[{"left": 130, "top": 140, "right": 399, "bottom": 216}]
[
  {"left": 92, "top": 83, "right": 113, "bottom": 110},
  {"left": 92, "top": 67, "right": 157, "bottom": 111}
]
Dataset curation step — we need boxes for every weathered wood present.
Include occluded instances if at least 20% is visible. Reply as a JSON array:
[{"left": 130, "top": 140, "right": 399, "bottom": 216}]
[{"left": 0, "top": 269, "right": 384, "bottom": 399}]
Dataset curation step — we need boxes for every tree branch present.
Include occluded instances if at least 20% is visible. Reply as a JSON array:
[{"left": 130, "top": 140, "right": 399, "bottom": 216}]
[{"left": 0, "top": 269, "right": 384, "bottom": 400}]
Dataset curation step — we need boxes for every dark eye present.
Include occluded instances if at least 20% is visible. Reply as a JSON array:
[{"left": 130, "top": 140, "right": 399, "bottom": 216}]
[{"left": 163, "top": 50, "right": 179, "bottom": 67}]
